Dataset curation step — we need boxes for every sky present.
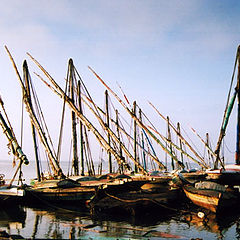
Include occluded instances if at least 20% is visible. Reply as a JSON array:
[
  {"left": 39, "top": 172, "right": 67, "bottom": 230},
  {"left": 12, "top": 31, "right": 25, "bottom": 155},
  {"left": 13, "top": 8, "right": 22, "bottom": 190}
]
[{"left": 0, "top": 0, "right": 240, "bottom": 170}]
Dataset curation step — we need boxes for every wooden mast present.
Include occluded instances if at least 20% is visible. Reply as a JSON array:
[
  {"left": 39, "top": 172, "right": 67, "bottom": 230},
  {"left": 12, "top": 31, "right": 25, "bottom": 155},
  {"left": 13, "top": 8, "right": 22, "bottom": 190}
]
[
  {"left": 68, "top": 59, "right": 79, "bottom": 175},
  {"left": 83, "top": 95, "right": 160, "bottom": 167},
  {"left": 0, "top": 110, "right": 29, "bottom": 186},
  {"left": 236, "top": 46, "right": 240, "bottom": 164},
  {"left": 77, "top": 80, "right": 85, "bottom": 176},
  {"left": 27, "top": 54, "right": 148, "bottom": 173},
  {"left": 105, "top": 90, "right": 112, "bottom": 173},
  {"left": 23, "top": 60, "right": 41, "bottom": 181},
  {"left": 115, "top": 109, "right": 123, "bottom": 173},
  {"left": 133, "top": 101, "right": 138, "bottom": 173},
  {"left": 88, "top": 67, "right": 173, "bottom": 169},
  {"left": 5, "top": 47, "right": 65, "bottom": 178},
  {"left": 167, "top": 116, "right": 175, "bottom": 170},
  {"left": 177, "top": 122, "right": 184, "bottom": 168},
  {"left": 139, "top": 108, "right": 146, "bottom": 170},
  {"left": 148, "top": 101, "right": 208, "bottom": 168}
]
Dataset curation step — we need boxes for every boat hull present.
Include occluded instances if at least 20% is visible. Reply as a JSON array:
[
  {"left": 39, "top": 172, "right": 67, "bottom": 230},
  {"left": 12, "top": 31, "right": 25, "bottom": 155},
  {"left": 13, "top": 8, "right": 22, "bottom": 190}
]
[
  {"left": 0, "top": 186, "right": 25, "bottom": 204},
  {"left": 183, "top": 184, "right": 238, "bottom": 213},
  {"left": 25, "top": 186, "right": 96, "bottom": 206}
]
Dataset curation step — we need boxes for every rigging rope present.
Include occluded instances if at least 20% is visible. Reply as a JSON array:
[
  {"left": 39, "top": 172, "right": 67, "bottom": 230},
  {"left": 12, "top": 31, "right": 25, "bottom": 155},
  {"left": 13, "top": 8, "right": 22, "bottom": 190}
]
[
  {"left": 57, "top": 76, "right": 69, "bottom": 163},
  {"left": 29, "top": 75, "right": 57, "bottom": 160}
]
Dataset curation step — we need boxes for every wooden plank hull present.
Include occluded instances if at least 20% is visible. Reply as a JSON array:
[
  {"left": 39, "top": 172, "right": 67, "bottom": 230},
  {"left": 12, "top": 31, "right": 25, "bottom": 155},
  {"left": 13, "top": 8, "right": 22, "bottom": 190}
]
[
  {"left": 183, "top": 184, "right": 238, "bottom": 213},
  {"left": 25, "top": 177, "right": 148, "bottom": 207},
  {"left": 25, "top": 186, "right": 96, "bottom": 205},
  {"left": 88, "top": 188, "right": 180, "bottom": 216},
  {"left": 183, "top": 187, "right": 219, "bottom": 212}
]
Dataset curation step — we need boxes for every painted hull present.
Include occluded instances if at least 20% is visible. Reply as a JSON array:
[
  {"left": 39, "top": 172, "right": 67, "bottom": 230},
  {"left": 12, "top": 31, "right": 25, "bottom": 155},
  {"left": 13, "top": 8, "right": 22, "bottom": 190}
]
[{"left": 183, "top": 184, "right": 238, "bottom": 213}]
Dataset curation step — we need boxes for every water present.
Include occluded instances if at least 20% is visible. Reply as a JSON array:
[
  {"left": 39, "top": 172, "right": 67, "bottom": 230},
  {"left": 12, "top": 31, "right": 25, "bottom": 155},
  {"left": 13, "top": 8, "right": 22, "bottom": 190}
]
[{"left": 1, "top": 160, "right": 240, "bottom": 239}]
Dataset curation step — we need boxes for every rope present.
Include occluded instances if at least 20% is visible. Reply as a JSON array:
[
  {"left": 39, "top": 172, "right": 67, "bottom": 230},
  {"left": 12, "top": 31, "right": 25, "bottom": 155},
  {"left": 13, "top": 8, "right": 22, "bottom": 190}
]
[
  {"left": 57, "top": 75, "right": 69, "bottom": 162},
  {"left": 181, "top": 127, "right": 204, "bottom": 160},
  {"left": 104, "top": 191, "right": 195, "bottom": 214},
  {"left": 30, "top": 75, "right": 57, "bottom": 159},
  {"left": 73, "top": 65, "right": 102, "bottom": 122}
]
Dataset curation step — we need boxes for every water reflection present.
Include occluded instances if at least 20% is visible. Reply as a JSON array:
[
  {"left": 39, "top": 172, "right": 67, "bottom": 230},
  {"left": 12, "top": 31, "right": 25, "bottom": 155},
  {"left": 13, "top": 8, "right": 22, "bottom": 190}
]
[
  {"left": 181, "top": 206, "right": 240, "bottom": 239},
  {"left": 1, "top": 204, "right": 240, "bottom": 239},
  {"left": 0, "top": 206, "right": 26, "bottom": 230}
]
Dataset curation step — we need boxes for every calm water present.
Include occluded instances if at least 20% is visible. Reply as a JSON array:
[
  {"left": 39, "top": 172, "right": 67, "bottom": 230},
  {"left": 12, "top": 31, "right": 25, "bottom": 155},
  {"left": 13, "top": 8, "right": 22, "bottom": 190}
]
[{"left": 1, "top": 160, "right": 240, "bottom": 239}]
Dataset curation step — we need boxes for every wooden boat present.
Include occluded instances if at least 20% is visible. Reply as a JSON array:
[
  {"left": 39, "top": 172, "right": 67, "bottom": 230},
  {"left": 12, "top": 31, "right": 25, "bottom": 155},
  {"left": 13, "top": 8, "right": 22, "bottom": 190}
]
[
  {"left": 88, "top": 186, "right": 179, "bottom": 216},
  {"left": 25, "top": 174, "right": 149, "bottom": 207},
  {"left": 180, "top": 174, "right": 239, "bottom": 213},
  {"left": 25, "top": 179, "right": 96, "bottom": 206},
  {"left": 87, "top": 172, "right": 181, "bottom": 216}
]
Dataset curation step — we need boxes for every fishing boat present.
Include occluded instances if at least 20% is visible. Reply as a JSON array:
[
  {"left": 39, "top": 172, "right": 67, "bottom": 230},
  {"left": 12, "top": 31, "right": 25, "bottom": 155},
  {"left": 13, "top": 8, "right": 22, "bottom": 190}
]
[
  {"left": 87, "top": 181, "right": 179, "bottom": 216},
  {"left": 5, "top": 49, "right": 152, "bottom": 208},
  {"left": 182, "top": 179, "right": 239, "bottom": 213}
]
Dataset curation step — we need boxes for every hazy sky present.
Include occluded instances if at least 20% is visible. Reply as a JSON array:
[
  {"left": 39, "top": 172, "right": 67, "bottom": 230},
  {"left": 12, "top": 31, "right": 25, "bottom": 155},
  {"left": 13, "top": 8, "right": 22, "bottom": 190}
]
[{"left": 0, "top": 0, "right": 240, "bottom": 167}]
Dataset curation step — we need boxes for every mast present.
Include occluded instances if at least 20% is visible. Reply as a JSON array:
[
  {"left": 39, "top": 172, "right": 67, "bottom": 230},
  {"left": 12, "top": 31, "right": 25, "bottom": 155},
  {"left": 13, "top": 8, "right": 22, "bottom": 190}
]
[
  {"left": 5, "top": 47, "right": 65, "bottom": 178},
  {"left": 148, "top": 101, "right": 208, "bottom": 168},
  {"left": 139, "top": 109, "right": 146, "bottom": 170},
  {"left": 177, "top": 122, "right": 184, "bottom": 168},
  {"left": 214, "top": 47, "right": 240, "bottom": 168},
  {"left": 167, "top": 116, "right": 174, "bottom": 170},
  {"left": 236, "top": 46, "right": 240, "bottom": 164},
  {"left": 133, "top": 101, "right": 138, "bottom": 173},
  {"left": 213, "top": 46, "right": 240, "bottom": 167},
  {"left": 27, "top": 54, "right": 147, "bottom": 173},
  {"left": 23, "top": 60, "right": 41, "bottom": 181},
  {"left": 84, "top": 96, "right": 160, "bottom": 167},
  {"left": 0, "top": 112, "right": 28, "bottom": 164},
  {"left": 0, "top": 97, "right": 29, "bottom": 186},
  {"left": 77, "top": 81, "right": 85, "bottom": 176},
  {"left": 22, "top": 62, "right": 64, "bottom": 178},
  {"left": 116, "top": 109, "right": 123, "bottom": 173},
  {"left": 68, "top": 59, "right": 79, "bottom": 175},
  {"left": 105, "top": 90, "right": 112, "bottom": 173},
  {"left": 88, "top": 67, "right": 206, "bottom": 168}
]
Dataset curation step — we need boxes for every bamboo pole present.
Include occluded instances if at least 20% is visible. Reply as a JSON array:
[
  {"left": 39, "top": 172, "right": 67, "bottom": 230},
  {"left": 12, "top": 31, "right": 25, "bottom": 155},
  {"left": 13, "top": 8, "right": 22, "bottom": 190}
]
[
  {"left": 148, "top": 101, "right": 208, "bottom": 169},
  {"left": 5, "top": 46, "right": 64, "bottom": 178},
  {"left": 77, "top": 81, "right": 85, "bottom": 176},
  {"left": 68, "top": 59, "right": 79, "bottom": 175},
  {"left": 23, "top": 60, "right": 41, "bottom": 181},
  {"left": 83, "top": 95, "right": 161, "bottom": 166},
  {"left": 147, "top": 125, "right": 205, "bottom": 168},
  {"left": 27, "top": 54, "right": 147, "bottom": 173},
  {"left": 105, "top": 90, "right": 112, "bottom": 173},
  {"left": 88, "top": 67, "right": 204, "bottom": 168}
]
